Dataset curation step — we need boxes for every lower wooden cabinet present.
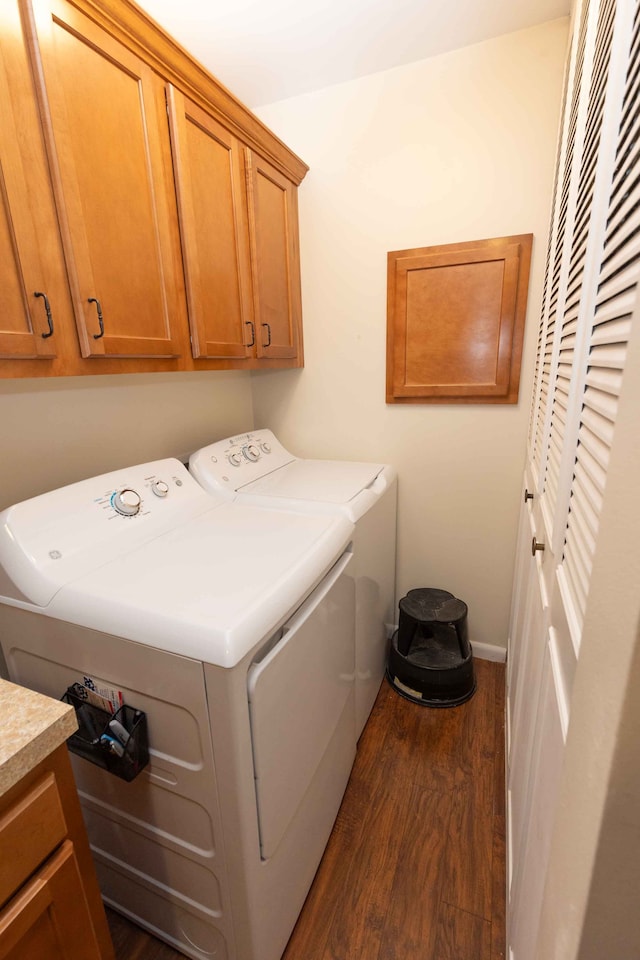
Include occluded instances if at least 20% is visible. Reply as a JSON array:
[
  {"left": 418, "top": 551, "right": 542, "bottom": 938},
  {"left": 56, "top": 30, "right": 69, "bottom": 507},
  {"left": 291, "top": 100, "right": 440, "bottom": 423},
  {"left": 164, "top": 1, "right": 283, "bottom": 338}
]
[
  {"left": 0, "top": 842, "right": 104, "bottom": 960},
  {"left": 0, "top": 746, "right": 115, "bottom": 960}
]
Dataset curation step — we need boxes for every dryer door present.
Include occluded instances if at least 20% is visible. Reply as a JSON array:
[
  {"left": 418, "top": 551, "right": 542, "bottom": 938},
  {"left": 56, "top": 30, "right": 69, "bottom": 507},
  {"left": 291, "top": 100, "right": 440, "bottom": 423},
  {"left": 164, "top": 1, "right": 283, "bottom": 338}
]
[{"left": 247, "top": 551, "right": 355, "bottom": 860}]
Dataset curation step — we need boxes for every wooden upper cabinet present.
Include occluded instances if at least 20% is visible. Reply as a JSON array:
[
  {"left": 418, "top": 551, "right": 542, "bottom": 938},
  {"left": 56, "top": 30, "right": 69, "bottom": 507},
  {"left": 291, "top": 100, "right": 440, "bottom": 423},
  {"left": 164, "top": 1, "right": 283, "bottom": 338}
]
[
  {"left": 245, "top": 150, "right": 303, "bottom": 361},
  {"left": 0, "top": 5, "right": 61, "bottom": 360},
  {"left": 0, "top": 0, "right": 307, "bottom": 377},
  {"left": 167, "top": 85, "right": 254, "bottom": 359},
  {"left": 24, "top": 0, "right": 183, "bottom": 359}
]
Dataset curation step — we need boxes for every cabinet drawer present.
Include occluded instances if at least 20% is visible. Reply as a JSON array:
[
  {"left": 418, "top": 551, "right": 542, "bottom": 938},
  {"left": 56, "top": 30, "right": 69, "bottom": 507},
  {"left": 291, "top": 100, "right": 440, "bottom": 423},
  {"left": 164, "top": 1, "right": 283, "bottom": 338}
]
[{"left": 0, "top": 773, "right": 67, "bottom": 907}]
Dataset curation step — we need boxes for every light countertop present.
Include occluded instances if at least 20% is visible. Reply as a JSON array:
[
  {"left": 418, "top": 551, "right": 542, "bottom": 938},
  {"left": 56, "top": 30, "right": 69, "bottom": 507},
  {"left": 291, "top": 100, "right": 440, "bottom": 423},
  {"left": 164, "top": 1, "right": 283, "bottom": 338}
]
[{"left": 0, "top": 678, "right": 77, "bottom": 796}]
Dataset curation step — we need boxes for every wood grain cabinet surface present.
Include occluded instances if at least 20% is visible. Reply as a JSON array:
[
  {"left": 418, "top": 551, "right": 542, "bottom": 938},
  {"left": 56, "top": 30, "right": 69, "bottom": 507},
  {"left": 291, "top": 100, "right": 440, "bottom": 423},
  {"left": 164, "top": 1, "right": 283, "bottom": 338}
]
[
  {"left": 246, "top": 150, "right": 303, "bottom": 361},
  {"left": 167, "top": 90, "right": 303, "bottom": 363},
  {"left": 387, "top": 235, "right": 533, "bottom": 404},
  {"left": 0, "top": 745, "right": 115, "bottom": 960},
  {"left": 0, "top": 0, "right": 307, "bottom": 377},
  {"left": 27, "top": 0, "right": 184, "bottom": 361},
  {"left": 167, "top": 85, "right": 255, "bottom": 360},
  {"left": 0, "top": 3, "right": 75, "bottom": 363}
]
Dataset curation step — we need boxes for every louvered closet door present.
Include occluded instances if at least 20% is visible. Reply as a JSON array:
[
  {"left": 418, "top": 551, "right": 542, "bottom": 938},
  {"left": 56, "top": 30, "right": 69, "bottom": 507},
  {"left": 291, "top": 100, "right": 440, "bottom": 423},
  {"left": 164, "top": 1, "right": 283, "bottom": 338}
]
[{"left": 507, "top": 1, "right": 640, "bottom": 958}]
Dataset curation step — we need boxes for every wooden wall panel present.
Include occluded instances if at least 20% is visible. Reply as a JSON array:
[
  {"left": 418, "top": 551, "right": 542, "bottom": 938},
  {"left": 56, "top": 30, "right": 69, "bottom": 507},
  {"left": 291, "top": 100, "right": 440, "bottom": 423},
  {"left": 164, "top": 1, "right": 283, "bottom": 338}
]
[{"left": 387, "top": 235, "right": 533, "bottom": 404}]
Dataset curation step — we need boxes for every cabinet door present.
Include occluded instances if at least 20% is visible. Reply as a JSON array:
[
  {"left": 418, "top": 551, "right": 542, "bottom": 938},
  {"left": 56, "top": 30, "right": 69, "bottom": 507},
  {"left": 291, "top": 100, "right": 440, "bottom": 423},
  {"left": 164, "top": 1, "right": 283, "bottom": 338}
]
[
  {"left": 0, "top": 841, "right": 103, "bottom": 960},
  {"left": 245, "top": 150, "right": 302, "bottom": 360},
  {"left": 167, "top": 86, "right": 254, "bottom": 359},
  {"left": 0, "top": 6, "right": 57, "bottom": 359},
  {"left": 24, "top": 0, "right": 182, "bottom": 359}
]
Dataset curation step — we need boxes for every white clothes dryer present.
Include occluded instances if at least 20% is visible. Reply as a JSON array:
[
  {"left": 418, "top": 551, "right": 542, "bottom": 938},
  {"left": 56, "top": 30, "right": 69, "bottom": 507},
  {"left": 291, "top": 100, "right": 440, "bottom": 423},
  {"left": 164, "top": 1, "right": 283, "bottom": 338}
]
[
  {"left": 189, "top": 429, "right": 397, "bottom": 736},
  {"left": 0, "top": 459, "right": 355, "bottom": 960}
]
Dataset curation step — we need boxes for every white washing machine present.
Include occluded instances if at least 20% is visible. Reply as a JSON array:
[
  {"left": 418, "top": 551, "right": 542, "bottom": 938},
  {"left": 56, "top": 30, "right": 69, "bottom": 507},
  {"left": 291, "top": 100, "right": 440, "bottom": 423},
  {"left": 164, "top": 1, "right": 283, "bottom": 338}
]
[
  {"left": 189, "top": 429, "right": 397, "bottom": 737},
  {"left": 0, "top": 459, "right": 356, "bottom": 960}
]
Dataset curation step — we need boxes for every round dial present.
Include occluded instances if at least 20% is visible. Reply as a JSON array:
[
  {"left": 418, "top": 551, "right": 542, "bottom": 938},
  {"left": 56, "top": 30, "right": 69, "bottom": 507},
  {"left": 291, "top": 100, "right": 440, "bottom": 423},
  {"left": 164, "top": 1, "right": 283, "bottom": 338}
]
[
  {"left": 228, "top": 451, "right": 243, "bottom": 467},
  {"left": 243, "top": 444, "right": 261, "bottom": 462},
  {"left": 151, "top": 480, "right": 169, "bottom": 498},
  {"left": 260, "top": 441, "right": 272, "bottom": 454},
  {"left": 112, "top": 488, "right": 142, "bottom": 516}
]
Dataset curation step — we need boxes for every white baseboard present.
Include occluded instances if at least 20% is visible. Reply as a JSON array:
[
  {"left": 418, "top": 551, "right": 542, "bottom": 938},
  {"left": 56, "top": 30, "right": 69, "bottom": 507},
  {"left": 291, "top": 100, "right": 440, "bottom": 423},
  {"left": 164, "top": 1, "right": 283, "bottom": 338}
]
[{"left": 472, "top": 642, "right": 507, "bottom": 663}]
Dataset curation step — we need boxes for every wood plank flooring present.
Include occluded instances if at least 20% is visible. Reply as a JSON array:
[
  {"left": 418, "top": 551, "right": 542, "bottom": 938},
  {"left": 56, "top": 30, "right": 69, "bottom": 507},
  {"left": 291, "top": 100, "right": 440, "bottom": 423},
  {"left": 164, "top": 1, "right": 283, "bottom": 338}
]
[{"left": 106, "top": 658, "right": 506, "bottom": 960}]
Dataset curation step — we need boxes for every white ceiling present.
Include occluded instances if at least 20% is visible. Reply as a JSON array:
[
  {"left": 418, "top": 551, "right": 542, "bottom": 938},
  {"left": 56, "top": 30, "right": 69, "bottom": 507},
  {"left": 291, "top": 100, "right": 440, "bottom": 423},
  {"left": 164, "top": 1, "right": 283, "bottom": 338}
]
[{"left": 137, "top": 0, "right": 571, "bottom": 108}]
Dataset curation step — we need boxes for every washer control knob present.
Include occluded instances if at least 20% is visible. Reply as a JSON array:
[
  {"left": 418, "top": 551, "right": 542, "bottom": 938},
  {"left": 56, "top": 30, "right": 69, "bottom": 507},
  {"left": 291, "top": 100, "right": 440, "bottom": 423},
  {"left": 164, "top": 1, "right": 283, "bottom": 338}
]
[
  {"left": 228, "top": 451, "right": 243, "bottom": 467},
  {"left": 151, "top": 479, "right": 169, "bottom": 498},
  {"left": 112, "top": 488, "right": 142, "bottom": 516},
  {"left": 243, "top": 443, "right": 261, "bottom": 462},
  {"left": 260, "top": 441, "right": 272, "bottom": 454}
]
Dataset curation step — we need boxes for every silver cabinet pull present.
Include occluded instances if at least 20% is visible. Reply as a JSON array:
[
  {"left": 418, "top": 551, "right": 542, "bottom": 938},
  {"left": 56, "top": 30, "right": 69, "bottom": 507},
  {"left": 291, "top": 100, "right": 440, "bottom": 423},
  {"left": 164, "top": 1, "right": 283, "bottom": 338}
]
[
  {"left": 524, "top": 489, "right": 534, "bottom": 502},
  {"left": 531, "top": 538, "right": 545, "bottom": 556}
]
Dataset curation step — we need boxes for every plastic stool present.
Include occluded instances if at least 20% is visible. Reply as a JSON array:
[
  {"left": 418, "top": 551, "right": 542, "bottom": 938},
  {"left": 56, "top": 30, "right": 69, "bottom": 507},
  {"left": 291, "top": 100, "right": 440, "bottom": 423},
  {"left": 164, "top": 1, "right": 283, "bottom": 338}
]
[{"left": 386, "top": 587, "right": 476, "bottom": 707}]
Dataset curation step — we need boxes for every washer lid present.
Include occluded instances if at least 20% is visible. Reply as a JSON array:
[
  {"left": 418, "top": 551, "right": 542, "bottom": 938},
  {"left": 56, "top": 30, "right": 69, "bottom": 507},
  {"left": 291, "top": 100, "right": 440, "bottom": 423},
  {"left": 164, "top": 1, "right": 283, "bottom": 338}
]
[
  {"left": 0, "top": 459, "right": 216, "bottom": 607},
  {"left": 46, "top": 501, "right": 353, "bottom": 667},
  {"left": 240, "top": 459, "right": 384, "bottom": 503}
]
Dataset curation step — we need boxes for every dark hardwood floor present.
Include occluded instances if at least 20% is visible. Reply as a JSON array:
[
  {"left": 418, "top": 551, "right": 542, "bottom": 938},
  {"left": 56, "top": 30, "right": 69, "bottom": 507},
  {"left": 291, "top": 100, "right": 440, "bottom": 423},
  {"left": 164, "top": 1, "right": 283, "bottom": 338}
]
[{"left": 106, "top": 657, "right": 506, "bottom": 960}]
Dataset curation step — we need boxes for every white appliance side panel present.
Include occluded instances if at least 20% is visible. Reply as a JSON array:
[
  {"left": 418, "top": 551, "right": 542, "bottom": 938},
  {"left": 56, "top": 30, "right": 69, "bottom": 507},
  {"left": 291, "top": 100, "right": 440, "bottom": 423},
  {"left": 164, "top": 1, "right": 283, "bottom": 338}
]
[
  {"left": 97, "top": 860, "right": 228, "bottom": 960},
  {"left": 352, "top": 475, "right": 398, "bottom": 735},
  {"left": 247, "top": 553, "right": 355, "bottom": 860},
  {"left": 0, "top": 606, "right": 235, "bottom": 960}
]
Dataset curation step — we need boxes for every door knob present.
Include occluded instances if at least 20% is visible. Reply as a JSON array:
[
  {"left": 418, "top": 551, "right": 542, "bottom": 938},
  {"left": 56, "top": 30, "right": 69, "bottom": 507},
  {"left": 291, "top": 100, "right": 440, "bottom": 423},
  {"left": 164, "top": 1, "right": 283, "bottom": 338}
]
[
  {"left": 524, "top": 489, "right": 534, "bottom": 502},
  {"left": 531, "top": 537, "right": 545, "bottom": 556}
]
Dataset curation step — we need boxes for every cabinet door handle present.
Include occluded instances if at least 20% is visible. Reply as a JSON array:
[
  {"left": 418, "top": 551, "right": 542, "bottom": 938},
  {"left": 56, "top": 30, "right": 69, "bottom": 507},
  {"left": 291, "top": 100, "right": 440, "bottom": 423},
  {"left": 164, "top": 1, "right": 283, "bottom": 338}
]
[
  {"left": 88, "top": 297, "right": 104, "bottom": 339},
  {"left": 524, "top": 489, "right": 534, "bottom": 502},
  {"left": 245, "top": 320, "right": 255, "bottom": 347},
  {"left": 34, "top": 291, "right": 54, "bottom": 338},
  {"left": 262, "top": 322, "right": 271, "bottom": 347},
  {"left": 532, "top": 537, "right": 545, "bottom": 556}
]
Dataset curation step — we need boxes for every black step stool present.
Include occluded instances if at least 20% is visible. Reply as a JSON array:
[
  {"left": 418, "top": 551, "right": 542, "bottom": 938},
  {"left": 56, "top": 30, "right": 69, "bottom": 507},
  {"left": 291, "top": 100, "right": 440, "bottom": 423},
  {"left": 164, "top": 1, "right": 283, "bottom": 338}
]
[{"left": 386, "top": 587, "right": 476, "bottom": 707}]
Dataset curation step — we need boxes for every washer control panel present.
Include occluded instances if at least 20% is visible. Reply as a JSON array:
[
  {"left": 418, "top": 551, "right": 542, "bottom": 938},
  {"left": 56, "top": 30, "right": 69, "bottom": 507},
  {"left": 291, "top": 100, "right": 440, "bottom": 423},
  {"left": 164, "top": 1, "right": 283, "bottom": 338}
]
[
  {"left": 98, "top": 469, "right": 182, "bottom": 522},
  {"left": 189, "top": 429, "right": 295, "bottom": 497}
]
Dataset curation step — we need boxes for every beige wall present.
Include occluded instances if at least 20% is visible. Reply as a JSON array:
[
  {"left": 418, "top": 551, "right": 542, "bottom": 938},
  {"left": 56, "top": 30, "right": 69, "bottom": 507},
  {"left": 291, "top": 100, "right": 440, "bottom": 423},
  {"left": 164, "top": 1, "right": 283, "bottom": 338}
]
[
  {"left": 0, "top": 372, "right": 254, "bottom": 510},
  {"left": 252, "top": 18, "right": 569, "bottom": 648}
]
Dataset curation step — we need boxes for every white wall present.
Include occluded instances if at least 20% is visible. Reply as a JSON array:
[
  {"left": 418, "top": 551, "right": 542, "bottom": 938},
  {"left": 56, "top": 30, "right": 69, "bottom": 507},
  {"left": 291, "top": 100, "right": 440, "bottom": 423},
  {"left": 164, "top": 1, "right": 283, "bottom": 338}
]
[
  {"left": 252, "top": 18, "right": 569, "bottom": 649},
  {"left": 0, "top": 372, "right": 254, "bottom": 510}
]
